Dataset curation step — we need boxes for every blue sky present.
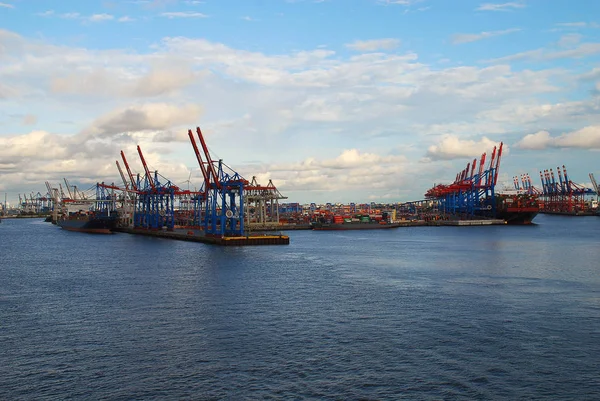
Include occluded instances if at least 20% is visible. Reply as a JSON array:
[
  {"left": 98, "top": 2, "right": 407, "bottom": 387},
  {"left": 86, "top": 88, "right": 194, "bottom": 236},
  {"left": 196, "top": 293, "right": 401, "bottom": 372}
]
[{"left": 1, "top": 0, "right": 600, "bottom": 204}]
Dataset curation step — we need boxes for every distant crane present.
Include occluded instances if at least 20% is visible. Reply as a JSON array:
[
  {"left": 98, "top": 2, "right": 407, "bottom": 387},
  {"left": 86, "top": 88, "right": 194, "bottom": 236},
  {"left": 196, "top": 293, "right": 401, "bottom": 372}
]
[
  {"left": 589, "top": 173, "right": 599, "bottom": 196},
  {"left": 589, "top": 173, "right": 599, "bottom": 210},
  {"left": 538, "top": 165, "right": 595, "bottom": 214}
]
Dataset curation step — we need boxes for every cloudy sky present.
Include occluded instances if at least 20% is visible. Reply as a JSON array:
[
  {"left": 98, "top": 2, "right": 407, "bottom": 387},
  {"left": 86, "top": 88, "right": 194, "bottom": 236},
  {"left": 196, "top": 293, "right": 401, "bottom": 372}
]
[{"left": 1, "top": 0, "right": 599, "bottom": 205}]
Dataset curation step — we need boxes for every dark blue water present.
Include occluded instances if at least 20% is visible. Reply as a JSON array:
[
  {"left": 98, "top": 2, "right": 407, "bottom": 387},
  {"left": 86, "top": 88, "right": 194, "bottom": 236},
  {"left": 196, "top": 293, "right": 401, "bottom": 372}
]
[{"left": 1, "top": 215, "right": 599, "bottom": 400}]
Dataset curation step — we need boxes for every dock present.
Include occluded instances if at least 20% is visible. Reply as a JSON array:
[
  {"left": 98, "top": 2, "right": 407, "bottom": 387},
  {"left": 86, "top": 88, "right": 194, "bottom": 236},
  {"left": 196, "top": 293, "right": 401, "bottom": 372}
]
[
  {"left": 391, "top": 219, "right": 505, "bottom": 226},
  {"left": 248, "top": 223, "right": 312, "bottom": 231},
  {"left": 114, "top": 227, "right": 290, "bottom": 246},
  {"left": 249, "top": 219, "right": 506, "bottom": 231},
  {"left": 540, "top": 211, "right": 597, "bottom": 216},
  {"left": 427, "top": 219, "right": 506, "bottom": 226}
]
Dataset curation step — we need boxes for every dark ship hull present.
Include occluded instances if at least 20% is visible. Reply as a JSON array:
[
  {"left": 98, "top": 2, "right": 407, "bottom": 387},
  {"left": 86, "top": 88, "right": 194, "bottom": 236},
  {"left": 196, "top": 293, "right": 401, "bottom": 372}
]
[
  {"left": 57, "top": 214, "right": 118, "bottom": 234},
  {"left": 495, "top": 208, "right": 539, "bottom": 225}
]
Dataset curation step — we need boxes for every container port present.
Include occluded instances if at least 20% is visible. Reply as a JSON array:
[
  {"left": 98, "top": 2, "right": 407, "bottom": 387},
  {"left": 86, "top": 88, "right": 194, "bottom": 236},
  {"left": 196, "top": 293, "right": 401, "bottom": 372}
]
[
  {"left": 537, "top": 166, "right": 597, "bottom": 216},
  {"left": 422, "top": 142, "right": 539, "bottom": 225},
  {"left": 46, "top": 126, "right": 292, "bottom": 246},
  {"left": 3, "top": 133, "right": 599, "bottom": 237}
]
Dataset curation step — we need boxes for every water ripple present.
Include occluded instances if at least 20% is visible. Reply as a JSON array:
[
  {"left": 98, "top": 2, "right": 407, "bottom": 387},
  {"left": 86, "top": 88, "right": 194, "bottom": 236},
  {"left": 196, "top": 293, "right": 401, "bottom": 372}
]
[{"left": 1, "top": 215, "right": 599, "bottom": 399}]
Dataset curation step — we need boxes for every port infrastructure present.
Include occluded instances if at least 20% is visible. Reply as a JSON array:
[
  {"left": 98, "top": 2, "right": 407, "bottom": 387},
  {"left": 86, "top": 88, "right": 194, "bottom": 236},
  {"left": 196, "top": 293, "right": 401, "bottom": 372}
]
[
  {"left": 425, "top": 142, "right": 504, "bottom": 218},
  {"left": 513, "top": 173, "right": 542, "bottom": 195},
  {"left": 538, "top": 166, "right": 596, "bottom": 214},
  {"left": 187, "top": 126, "right": 248, "bottom": 236},
  {"left": 244, "top": 176, "right": 288, "bottom": 231},
  {"left": 90, "top": 125, "right": 287, "bottom": 239},
  {"left": 589, "top": 173, "right": 599, "bottom": 202}
]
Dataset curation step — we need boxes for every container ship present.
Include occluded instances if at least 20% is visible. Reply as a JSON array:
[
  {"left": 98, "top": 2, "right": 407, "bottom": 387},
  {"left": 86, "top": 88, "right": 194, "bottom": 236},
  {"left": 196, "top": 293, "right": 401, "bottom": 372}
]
[
  {"left": 57, "top": 210, "right": 118, "bottom": 234},
  {"left": 311, "top": 213, "right": 402, "bottom": 230},
  {"left": 494, "top": 193, "right": 539, "bottom": 225}
]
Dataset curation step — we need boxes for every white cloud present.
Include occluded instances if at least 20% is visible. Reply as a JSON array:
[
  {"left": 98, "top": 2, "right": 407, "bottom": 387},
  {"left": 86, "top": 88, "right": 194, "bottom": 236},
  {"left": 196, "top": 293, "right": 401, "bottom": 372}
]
[
  {"left": 515, "top": 130, "right": 552, "bottom": 150},
  {"left": 85, "top": 103, "right": 203, "bottom": 138},
  {"left": 0, "top": 2, "right": 14, "bottom": 8},
  {"left": 476, "top": 2, "right": 525, "bottom": 11},
  {"left": 377, "top": 0, "right": 422, "bottom": 5},
  {"left": 452, "top": 28, "right": 521, "bottom": 44},
  {"left": 89, "top": 14, "right": 114, "bottom": 22},
  {"left": 0, "top": 82, "right": 20, "bottom": 99},
  {"left": 516, "top": 126, "right": 600, "bottom": 150},
  {"left": 478, "top": 98, "right": 594, "bottom": 123},
  {"left": 22, "top": 114, "right": 37, "bottom": 125},
  {"left": 161, "top": 11, "right": 208, "bottom": 18},
  {"left": 118, "top": 16, "right": 135, "bottom": 22},
  {"left": 48, "top": 64, "right": 202, "bottom": 98},
  {"left": 1, "top": 27, "right": 599, "bottom": 202},
  {"left": 345, "top": 38, "right": 401, "bottom": 51},
  {"left": 62, "top": 12, "right": 81, "bottom": 19},
  {"left": 579, "top": 67, "right": 600, "bottom": 81},
  {"left": 258, "top": 149, "right": 409, "bottom": 195},
  {"left": 35, "top": 11, "right": 118, "bottom": 22},
  {"left": 131, "top": 67, "right": 200, "bottom": 97},
  {"left": 0, "top": 131, "right": 69, "bottom": 162},
  {"left": 320, "top": 149, "right": 406, "bottom": 169},
  {"left": 553, "top": 126, "right": 600, "bottom": 148},
  {"left": 556, "top": 22, "right": 588, "bottom": 28},
  {"left": 557, "top": 33, "right": 582, "bottom": 47},
  {"left": 485, "top": 42, "right": 600, "bottom": 63},
  {"left": 426, "top": 135, "right": 504, "bottom": 160}
]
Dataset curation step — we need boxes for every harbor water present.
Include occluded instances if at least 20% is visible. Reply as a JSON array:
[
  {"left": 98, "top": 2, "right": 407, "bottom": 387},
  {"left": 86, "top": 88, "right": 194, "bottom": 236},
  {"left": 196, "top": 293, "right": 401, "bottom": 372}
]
[{"left": 1, "top": 215, "right": 599, "bottom": 400}]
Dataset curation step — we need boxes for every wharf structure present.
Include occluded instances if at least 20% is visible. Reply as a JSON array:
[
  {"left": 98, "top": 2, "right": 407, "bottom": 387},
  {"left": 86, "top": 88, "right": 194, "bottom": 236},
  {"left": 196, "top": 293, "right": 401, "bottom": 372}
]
[
  {"left": 424, "top": 142, "right": 505, "bottom": 220},
  {"left": 274, "top": 200, "right": 505, "bottom": 226},
  {"left": 538, "top": 166, "right": 597, "bottom": 215},
  {"left": 422, "top": 142, "right": 538, "bottom": 225},
  {"left": 88, "top": 126, "right": 290, "bottom": 246},
  {"left": 32, "top": 130, "right": 600, "bottom": 233},
  {"left": 7, "top": 190, "right": 54, "bottom": 217}
]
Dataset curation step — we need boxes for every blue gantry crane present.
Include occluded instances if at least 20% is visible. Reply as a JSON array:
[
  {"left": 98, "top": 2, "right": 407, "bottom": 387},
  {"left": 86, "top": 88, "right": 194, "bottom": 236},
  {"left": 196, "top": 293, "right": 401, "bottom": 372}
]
[
  {"left": 539, "top": 165, "right": 596, "bottom": 214},
  {"left": 188, "top": 127, "right": 248, "bottom": 237},
  {"left": 425, "top": 142, "right": 504, "bottom": 218}
]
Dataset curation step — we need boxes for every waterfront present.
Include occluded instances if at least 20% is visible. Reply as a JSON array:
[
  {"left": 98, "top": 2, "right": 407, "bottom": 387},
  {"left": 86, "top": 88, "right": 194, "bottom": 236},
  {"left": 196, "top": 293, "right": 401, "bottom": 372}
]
[{"left": 1, "top": 215, "right": 599, "bottom": 399}]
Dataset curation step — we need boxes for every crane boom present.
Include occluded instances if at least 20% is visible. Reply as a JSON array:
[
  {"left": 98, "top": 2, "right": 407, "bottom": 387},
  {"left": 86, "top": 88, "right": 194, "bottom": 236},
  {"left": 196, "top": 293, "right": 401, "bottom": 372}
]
[
  {"left": 63, "top": 178, "right": 73, "bottom": 199},
  {"left": 116, "top": 161, "right": 130, "bottom": 192},
  {"left": 589, "top": 173, "right": 599, "bottom": 194},
  {"left": 493, "top": 142, "right": 503, "bottom": 186},
  {"left": 120, "top": 151, "right": 138, "bottom": 191},
  {"left": 137, "top": 145, "right": 156, "bottom": 191},
  {"left": 188, "top": 129, "right": 210, "bottom": 186},
  {"left": 196, "top": 127, "right": 221, "bottom": 189}
]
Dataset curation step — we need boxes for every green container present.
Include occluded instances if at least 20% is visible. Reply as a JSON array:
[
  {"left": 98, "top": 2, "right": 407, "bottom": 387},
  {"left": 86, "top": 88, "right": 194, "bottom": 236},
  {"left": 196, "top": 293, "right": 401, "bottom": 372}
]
[{"left": 360, "top": 216, "right": 370, "bottom": 222}]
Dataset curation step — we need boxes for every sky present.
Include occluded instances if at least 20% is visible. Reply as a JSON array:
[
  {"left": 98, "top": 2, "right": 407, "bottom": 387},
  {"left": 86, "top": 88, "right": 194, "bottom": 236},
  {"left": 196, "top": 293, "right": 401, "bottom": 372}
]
[{"left": 1, "top": 0, "right": 600, "bottom": 205}]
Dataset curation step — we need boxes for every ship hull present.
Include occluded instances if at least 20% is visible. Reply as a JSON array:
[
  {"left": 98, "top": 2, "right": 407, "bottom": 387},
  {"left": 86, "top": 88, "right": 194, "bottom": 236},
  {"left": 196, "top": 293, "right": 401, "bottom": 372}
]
[
  {"left": 57, "top": 216, "right": 117, "bottom": 234},
  {"left": 495, "top": 209, "right": 539, "bottom": 225},
  {"left": 311, "top": 222, "right": 402, "bottom": 230}
]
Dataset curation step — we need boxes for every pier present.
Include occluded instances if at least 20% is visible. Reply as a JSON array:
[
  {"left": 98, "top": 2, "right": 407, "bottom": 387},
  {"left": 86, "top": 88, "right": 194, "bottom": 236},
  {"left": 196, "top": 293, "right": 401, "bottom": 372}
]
[{"left": 114, "top": 227, "right": 290, "bottom": 246}]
